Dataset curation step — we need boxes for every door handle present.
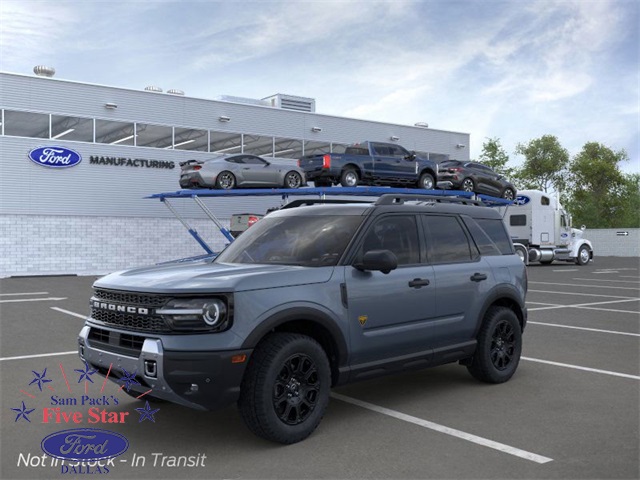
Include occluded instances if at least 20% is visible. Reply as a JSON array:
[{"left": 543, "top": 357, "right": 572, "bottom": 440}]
[
  {"left": 408, "top": 278, "right": 430, "bottom": 288},
  {"left": 470, "top": 273, "right": 488, "bottom": 282}
]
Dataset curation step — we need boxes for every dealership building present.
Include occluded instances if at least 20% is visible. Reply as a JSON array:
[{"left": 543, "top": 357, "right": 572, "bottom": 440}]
[{"left": 0, "top": 69, "right": 470, "bottom": 277}]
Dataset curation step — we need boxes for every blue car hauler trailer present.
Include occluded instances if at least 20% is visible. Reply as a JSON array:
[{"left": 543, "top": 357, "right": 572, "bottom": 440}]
[{"left": 147, "top": 187, "right": 512, "bottom": 256}]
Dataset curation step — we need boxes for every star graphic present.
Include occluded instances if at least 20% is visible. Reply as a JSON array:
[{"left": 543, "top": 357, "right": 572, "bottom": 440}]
[
  {"left": 29, "top": 368, "right": 52, "bottom": 392},
  {"left": 74, "top": 362, "right": 97, "bottom": 383},
  {"left": 119, "top": 368, "right": 141, "bottom": 392},
  {"left": 11, "top": 401, "right": 35, "bottom": 423},
  {"left": 135, "top": 401, "right": 159, "bottom": 423}
]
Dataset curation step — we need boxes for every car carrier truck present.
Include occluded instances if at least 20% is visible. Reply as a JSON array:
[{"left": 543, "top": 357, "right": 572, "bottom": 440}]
[{"left": 499, "top": 189, "right": 593, "bottom": 266}]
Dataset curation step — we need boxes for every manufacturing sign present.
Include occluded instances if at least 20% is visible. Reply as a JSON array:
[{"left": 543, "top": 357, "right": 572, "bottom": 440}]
[{"left": 28, "top": 146, "right": 82, "bottom": 168}]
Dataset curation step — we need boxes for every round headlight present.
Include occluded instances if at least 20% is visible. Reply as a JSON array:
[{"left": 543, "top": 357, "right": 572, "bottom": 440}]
[{"left": 202, "top": 300, "right": 227, "bottom": 326}]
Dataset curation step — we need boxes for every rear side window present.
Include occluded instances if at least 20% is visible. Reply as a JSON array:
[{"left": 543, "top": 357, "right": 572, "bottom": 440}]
[
  {"left": 422, "top": 215, "right": 473, "bottom": 264},
  {"left": 476, "top": 218, "right": 513, "bottom": 254}
]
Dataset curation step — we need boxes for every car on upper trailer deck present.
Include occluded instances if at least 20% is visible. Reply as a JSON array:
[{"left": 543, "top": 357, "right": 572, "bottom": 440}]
[
  {"left": 179, "top": 154, "right": 307, "bottom": 190},
  {"left": 437, "top": 160, "right": 516, "bottom": 200}
]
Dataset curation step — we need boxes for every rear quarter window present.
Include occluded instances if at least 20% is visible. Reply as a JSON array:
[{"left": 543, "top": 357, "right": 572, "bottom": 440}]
[{"left": 472, "top": 218, "right": 514, "bottom": 255}]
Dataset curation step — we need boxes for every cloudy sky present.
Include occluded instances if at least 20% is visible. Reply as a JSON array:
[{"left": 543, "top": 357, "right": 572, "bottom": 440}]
[{"left": 1, "top": 0, "right": 638, "bottom": 172}]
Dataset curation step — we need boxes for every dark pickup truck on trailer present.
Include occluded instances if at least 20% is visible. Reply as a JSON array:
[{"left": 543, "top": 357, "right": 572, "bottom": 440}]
[{"left": 298, "top": 141, "right": 443, "bottom": 189}]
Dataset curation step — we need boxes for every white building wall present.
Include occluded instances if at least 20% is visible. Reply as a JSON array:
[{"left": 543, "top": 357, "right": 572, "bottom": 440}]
[
  {"left": 1, "top": 215, "right": 231, "bottom": 277},
  {"left": 585, "top": 229, "right": 640, "bottom": 258}
]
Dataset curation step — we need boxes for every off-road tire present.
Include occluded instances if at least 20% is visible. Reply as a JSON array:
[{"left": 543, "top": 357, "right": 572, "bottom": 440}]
[
  {"left": 467, "top": 306, "right": 522, "bottom": 384},
  {"left": 238, "top": 333, "right": 331, "bottom": 444}
]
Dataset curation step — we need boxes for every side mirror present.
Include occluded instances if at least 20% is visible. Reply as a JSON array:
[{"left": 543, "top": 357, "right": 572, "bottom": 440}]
[
  {"left": 353, "top": 250, "right": 398, "bottom": 274},
  {"left": 404, "top": 151, "right": 417, "bottom": 161},
  {"left": 581, "top": 225, "right": 586, "bottom": 231}
]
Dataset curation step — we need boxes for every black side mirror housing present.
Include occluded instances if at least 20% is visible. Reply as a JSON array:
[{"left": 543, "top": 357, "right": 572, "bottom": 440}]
[{"left": 354, "top": 249, "right": 398, "bottom": 274}]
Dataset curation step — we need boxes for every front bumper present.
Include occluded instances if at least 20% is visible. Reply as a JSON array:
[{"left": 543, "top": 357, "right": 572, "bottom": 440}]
[{"left": 78, "top": 325, "right": 251, "bottom": 411}]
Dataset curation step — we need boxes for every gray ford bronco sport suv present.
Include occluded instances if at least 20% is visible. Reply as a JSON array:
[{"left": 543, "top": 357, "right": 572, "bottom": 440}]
[{"left": 78, "top": 194, "right": 527, "bottom": 444}]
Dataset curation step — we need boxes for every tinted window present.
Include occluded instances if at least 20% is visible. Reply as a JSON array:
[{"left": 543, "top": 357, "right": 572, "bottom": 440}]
[
  {"left": 423, "top": 215, "right": 472, "bottom": 264},
  {"left": 541, "top": 196, "right": 550, "bottom": 206},
  {"left": 216, "top": 215, "right": 363, "bottom": 267},
  {"left": 475, "top": 218, "right": 513, "bottom": 254},
  {"left": 510, "top": 215, "right": 527, "bottom": 226},
  {"left": 463, "top": 218, "right": 500, "bottom": 256},
  {"left": 359, "top": 215, "right": 420, "bottom": 265},
  {"left": 242, "top": 156, "right": 267, "bottom": 165}
]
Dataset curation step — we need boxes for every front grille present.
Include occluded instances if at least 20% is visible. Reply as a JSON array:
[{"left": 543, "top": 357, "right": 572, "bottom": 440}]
[
  {"left": 93, "top": 289, "right": 167, "bottom": 308},
  {"left": 90, "top": 289, "right": 170, "bottom": 333}
]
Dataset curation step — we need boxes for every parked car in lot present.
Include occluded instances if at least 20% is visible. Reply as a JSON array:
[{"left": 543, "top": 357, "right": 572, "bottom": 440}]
[
  {"left": 179, "top": 154, "right": 306, "bottom": 189},
  {"left": 437, "top": 160, "right": 516, "bottom": 200}
]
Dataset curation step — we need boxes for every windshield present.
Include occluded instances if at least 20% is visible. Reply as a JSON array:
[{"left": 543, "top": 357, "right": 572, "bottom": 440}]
[{"left": 215, "top": 214, "right": 364, "bottom": 266}]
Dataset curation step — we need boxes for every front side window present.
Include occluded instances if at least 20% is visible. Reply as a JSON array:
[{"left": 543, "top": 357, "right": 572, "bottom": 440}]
[
  {"left": 423, "top": 215, "right": 473, "bottom": 264},
  {"left": 358, "top": 215, "right": 420, "bottom": 265},
  {"left": 216, "top": 215, "right": 364, "bottom": 267}
]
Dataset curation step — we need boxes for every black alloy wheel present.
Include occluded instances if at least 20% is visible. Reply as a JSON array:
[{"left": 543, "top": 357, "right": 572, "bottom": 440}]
[
  {"left": 238, "top": 333, "right": 330, "bottom": 444},
  {"left": 467, "top": 306, "right": 522, "bottom": 383},
  {"left": 490, "top": 320, "right": 516, "bottom": 371},
  {"left": 273, "top": 353, "right": 320, "bottom": 425}
]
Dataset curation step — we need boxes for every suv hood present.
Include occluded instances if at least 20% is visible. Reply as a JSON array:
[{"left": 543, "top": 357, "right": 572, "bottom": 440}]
[{"left": 94, "top": 260, "right": 333, "bottom": 294}]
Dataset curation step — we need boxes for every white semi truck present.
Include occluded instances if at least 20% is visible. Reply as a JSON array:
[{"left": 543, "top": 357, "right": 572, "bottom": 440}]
[{"left": 499, "top": 189, "right": 593, "bottom": 266}]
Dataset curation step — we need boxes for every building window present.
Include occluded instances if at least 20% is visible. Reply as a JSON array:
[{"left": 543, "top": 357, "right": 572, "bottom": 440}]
[
  {"left": 95, "top": 119, "right": 135, "bottom": 145},
  {"left": 244, "top": 134, "right": 275, "bottom": 156},
  {"left": 51, "top": 115, "right": 94, "bottom": 142},
  {"left": 173, "top": 127, "right": 208, "bottom": 151},
  {"left": 303, "top": 140, "right": 331, "bottom": 156},
  {"left": 136, "top": 123, "right": 173, "bottom": 149},
  {"left": 210, "top": 131, "right": 243, "bottom": 154},
  {"left": 273, "top": 137, "right": 303, "bottom": 159},
  {"left": 3, "top": 110, "right": 49, "bottom": 138}
]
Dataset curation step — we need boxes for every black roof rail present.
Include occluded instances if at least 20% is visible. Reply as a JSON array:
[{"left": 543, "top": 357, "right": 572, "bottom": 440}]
[{"left": 374, "top": 194, "right": 484, "bottom": 206}]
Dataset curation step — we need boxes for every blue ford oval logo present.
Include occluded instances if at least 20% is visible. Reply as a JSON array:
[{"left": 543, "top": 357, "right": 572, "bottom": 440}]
[
  {"left": 514, "top": 195, "right": 530, "bottom": 206},
  {"left": 41, "top": 428, "right": 128, "bottom": 461},
  {"left": 28, "top": 146, "right": 82, "bottom": 168}
]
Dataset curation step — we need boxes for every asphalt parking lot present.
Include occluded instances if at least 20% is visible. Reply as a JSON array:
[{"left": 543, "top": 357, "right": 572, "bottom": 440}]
[{"left": 1, "top": 257, "right": 638, "bottom": 480}]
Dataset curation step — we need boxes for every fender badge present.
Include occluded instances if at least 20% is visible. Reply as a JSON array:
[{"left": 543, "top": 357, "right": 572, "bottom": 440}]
[{"left": 358, "top": 315, "right": 368, "bottom": 326}]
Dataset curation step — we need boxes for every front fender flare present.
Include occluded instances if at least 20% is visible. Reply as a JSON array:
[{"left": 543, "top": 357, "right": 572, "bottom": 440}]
[{"left": 240, "top": 305, "right": 349, "bottom": 367}]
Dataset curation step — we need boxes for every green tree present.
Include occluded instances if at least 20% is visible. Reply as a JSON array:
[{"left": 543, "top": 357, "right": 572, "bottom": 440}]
[
  {"left": 565, "top": 142, "right": 636, "bottom": 228},
  {"left": 514, "top": 135, "right": 569, "bottom": 193},
  {"left": 478, "top": 137, "right": 516, "bottom": 178}
]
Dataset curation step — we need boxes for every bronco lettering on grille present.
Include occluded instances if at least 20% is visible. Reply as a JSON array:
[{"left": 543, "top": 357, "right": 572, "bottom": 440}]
[{"left": 92, "top": 301, "right": 149, "bottom": 315}]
